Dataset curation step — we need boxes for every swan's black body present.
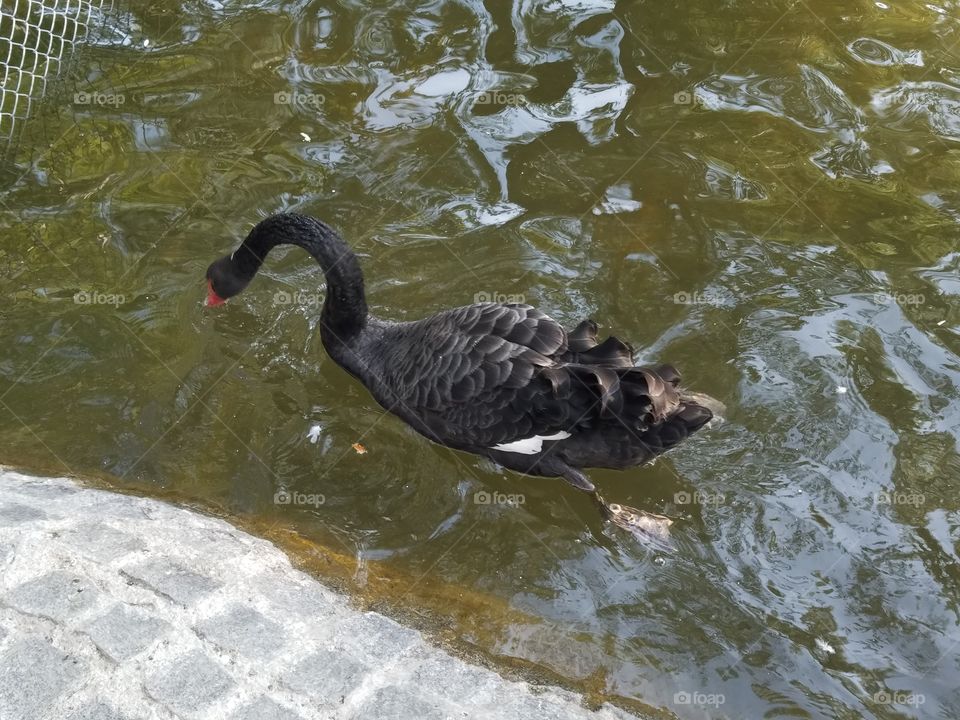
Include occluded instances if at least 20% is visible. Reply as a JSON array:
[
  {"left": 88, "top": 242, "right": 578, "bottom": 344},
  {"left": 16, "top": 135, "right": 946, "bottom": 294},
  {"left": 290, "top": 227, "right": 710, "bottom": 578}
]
[{"left": 206, "top": 213, "right": 715, "bottom": 526}]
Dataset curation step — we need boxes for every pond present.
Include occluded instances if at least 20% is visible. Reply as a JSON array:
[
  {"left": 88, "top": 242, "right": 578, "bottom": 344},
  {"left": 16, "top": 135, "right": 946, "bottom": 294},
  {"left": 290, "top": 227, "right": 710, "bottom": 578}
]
[{"left": 1, "top": 0, "right": 959, "bottom": 717}]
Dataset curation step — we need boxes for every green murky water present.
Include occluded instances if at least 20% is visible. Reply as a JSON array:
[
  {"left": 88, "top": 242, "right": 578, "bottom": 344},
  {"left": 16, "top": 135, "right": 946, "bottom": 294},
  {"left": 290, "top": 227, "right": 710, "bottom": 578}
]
[{"left": 2, "top": 0, "right": 960, "bottom": 717}]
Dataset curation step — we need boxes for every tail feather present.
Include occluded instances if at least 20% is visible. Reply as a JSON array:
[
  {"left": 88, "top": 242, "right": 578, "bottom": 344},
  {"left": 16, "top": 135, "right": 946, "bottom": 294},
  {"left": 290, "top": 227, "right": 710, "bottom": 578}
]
[
  {"left": 579, "top": 336, "right": 635, "bottom": 367},
  {"left": 567, "top": 319, "right": 599, "bottom": 352},
  {"left": 567, "top": 320, "right": 634, "bottom": 367},
  {"left": 553, "top": 321, "right": 717, "bottom": 459}
]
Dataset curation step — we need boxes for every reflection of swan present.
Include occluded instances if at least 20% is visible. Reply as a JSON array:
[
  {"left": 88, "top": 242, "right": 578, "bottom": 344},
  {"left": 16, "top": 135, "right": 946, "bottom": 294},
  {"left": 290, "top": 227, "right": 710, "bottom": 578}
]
[{"left": 205, "top": 213, "right": 719, "bottom": 539}]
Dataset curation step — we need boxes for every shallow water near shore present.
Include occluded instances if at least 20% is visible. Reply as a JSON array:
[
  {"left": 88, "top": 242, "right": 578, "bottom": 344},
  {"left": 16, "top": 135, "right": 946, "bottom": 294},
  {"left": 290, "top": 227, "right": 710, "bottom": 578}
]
[{"left": 1, "top": 0, "right": 959, "bottom": 717}]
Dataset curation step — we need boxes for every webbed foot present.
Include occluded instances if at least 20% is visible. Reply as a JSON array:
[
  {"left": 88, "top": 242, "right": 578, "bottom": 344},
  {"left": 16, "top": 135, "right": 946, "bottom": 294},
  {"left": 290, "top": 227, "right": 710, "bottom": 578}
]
[
  {"left": 606, "top": 502, "right": 673, "bottom": 538},
  {"left": 561, "top": 467, "right": 596, "bottom": 493},
  {"left": 557, "top": 464, "right": 674, "bottom": 548},
  {"left": 593, "top": 492, "right": 674, "bottom": 547}
]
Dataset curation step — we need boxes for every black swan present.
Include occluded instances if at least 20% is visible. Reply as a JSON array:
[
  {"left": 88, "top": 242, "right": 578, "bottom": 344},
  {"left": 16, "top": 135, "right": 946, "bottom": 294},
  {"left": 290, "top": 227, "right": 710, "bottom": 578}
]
[{"left": 205, "top": 213, "right": 719, "bottom": 538}]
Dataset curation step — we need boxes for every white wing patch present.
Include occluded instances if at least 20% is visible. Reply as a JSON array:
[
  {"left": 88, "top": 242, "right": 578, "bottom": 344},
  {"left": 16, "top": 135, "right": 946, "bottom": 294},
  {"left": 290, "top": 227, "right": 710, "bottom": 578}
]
[{"left": 491, "top": 431, "right": 571, "bottom": 455}]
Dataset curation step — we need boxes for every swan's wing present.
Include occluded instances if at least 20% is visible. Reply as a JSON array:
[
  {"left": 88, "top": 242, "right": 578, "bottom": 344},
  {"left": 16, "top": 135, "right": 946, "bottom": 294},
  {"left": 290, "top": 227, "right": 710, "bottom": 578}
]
[
  {"left": 381, "top": 303, "right": 573, "bottom": 447},
  {"left": 376, "top": 303, "right": 713, "bottom": 460}
]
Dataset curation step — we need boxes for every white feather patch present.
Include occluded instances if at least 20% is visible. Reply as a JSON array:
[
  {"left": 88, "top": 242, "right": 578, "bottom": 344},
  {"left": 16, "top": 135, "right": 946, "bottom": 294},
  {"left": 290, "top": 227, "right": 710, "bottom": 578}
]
[{"left": 491, "top": 431, "right": 571, "bottom": 455}]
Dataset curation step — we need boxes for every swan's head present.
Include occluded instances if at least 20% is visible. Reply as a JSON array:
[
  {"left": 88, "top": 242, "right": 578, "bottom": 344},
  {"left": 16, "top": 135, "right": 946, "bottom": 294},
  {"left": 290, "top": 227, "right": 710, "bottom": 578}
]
[{"left": 205, "top": 255, "right": 251, "bottom": 307}]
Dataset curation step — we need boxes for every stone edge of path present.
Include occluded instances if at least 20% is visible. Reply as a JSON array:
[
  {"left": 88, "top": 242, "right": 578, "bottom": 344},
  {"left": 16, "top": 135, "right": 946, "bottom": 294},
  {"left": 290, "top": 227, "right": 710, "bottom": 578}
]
[{"left": 0, "top": 469, "right": 648, "bottom": 720}]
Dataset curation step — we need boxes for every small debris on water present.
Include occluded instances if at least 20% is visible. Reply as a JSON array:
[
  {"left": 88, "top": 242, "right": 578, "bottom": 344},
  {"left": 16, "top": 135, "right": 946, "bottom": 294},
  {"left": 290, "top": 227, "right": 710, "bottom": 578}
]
[
  {"left": 836, "top": 386, "right": 848, "bottom": 394},
  {"left": 300, "top": 132, "right": 311, "bottom": 142},
  {"left": 352, "top": 442, "right": 367, "bottom": 454},
  {"left": 306, "top": 425, "right": 322, "bottom": 444},
  {"left": 815, "top": 637, "right": 836, "bottom": 655}
]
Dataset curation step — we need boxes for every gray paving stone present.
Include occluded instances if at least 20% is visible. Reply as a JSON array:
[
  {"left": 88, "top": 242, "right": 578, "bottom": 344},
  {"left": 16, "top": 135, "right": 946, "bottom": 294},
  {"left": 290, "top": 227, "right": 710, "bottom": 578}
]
[
  {"left": 61, "top": 523, "right": 146, "bottom": 562},
  {"left": 338, "top": 611, "right": 420, "bottom": 663},
  {"left": 65, "top": 701, "right": 137, "bottom": 720},
  {"left": 349, "top": 685, "right": 448, "bottom": 720},
  {"left": 601, "top": 705, "right": 642, "bottom": 720},
  {"left": 8, "top": 478, "right": 79, "bottom": 498},
  {"left": 230, "top": 696, "right": 306, "bottom": 720},
  {"left": 489, "top": 691, "right": 591, "bottom": 720},
  {"left": 6, "top": 570, "right": 98, "bottom": 622},
  {"left": 249, "top": 575, "right": 340, "bottom": 619},
  {"left": 122, "top": 558, "right": 221, "bottom": 606},
  {"left": 143, "top": 649, "right": 235, "bottom": 718},
  {"left": 0, "top": 470, "right": 631, "bottom": 720},
  {"left": 0, "top": 635, "right": 86, "bottom": 719},
  {"left": 0, "top": 502, "right": 46, "bottom": 524},
  {"left": 411, "top": 651, "right": 502, "bottom": 705},
  {"left": 284, "top": 648, "right": 370, "bottom": 704},
  {"left": 195, "top": 604, "right": 286, "bottom": 660},
  {"left": 83, "top": 603, "right": 171, "bottom": 663}
]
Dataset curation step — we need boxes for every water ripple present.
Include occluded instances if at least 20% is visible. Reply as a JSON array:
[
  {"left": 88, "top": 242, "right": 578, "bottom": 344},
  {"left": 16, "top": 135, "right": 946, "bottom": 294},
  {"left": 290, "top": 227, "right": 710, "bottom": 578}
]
[
  {"left": 872, "top": 80, "right": 960, "bottom": 139},
  {"left": 3, "top": 1, "right": 960, "bottom": 718},
  {"left": 848, "top": 37, "right": 924, "bottom": 67}
]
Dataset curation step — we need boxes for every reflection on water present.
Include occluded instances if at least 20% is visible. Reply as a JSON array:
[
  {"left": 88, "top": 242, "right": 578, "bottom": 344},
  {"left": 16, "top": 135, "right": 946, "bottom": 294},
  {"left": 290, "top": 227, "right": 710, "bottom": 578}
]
[{"left": 1, "top": 0, "right": 959, "bottom": 717}]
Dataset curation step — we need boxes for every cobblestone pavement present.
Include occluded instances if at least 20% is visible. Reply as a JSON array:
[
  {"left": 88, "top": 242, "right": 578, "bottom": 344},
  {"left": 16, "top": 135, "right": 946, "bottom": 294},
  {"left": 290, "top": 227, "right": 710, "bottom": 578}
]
[{"left": 0, "top": 470, "right": 642, "bottom": 720}]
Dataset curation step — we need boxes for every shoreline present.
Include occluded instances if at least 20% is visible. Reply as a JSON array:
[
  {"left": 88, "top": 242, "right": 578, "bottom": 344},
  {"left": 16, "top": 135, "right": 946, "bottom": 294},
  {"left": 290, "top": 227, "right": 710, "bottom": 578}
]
[{"left": 0, "top": 468, "right": 647, "bottom": 719}]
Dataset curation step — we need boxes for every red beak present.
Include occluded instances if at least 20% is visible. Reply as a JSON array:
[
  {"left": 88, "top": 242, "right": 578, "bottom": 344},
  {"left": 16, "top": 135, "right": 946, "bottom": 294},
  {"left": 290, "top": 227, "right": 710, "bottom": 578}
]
[{"left": 206, "top": 280, "right": 226, "bottom": 307}]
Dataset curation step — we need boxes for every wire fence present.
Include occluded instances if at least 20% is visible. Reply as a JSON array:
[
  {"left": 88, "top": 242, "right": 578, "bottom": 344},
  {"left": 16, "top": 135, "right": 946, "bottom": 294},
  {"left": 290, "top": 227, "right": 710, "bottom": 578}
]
[{"left": 0, "top": 0, "right": 117, "bottom": 156}]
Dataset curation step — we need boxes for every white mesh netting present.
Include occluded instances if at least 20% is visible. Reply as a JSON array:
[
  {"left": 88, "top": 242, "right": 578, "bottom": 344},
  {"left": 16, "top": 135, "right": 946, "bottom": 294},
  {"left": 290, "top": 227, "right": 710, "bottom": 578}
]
[{"left": 0, "top": 0, "right": 115, "bottom": 150}]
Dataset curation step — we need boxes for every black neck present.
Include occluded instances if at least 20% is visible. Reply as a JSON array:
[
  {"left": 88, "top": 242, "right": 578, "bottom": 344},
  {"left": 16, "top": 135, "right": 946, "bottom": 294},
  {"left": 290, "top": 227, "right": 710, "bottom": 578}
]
[{"left": 235, "top": 213, "right": 368, "bottom": 343}]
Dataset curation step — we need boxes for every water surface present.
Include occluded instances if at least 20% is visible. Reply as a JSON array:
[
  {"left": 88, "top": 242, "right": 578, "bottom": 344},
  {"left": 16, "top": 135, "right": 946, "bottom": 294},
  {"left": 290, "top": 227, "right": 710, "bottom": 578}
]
[{"left": 1, "top": 0, "right": 959, "bottom": 717}]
